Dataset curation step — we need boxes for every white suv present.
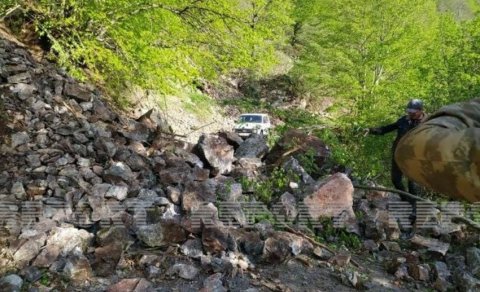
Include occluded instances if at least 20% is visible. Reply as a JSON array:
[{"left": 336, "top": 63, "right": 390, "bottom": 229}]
[{"left": 234, "top": 113, "right": 272, "bottom": 138}]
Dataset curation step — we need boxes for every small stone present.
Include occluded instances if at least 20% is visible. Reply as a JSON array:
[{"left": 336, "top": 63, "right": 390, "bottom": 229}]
[
  {"left": 166, "top": 186, "right": 181, "bottom": 205},
  {"left": 63, "top": 254, "right": 93, "bottom": 283},
  {"left": 180, "top": 239, "right": 204, "bottom": 259},
  {"left": 394, "top": 265, "right": 410, "bottom": 280},
  {"left": 433, "top": 277, "right": 451, "bottom": 292},
  {"left": 105, "top": 185, "right": 128, "bottom": 201},
  {"left": 11, "top": 132, "right": 30, "bottom": 148},
  {"left": 466, "top": 247, "right": 480, "bottom": 277},
  {"left": 380, "top": 241, "right": 401, "bottom": 252},
  {"left": 363, "top": 239, "right": 379, "bottom": 252},
  {"left": 313, "top": 247, "right": 334, "bottom": 260},
  {"left": 107, "top": 278, "right": 153, "bottom": 292},
  {"left": 408, "top": 264, "right": 430, "bottom": 281},
  {"left": 0, "top": 274, "right": 23, "bottom": 292},
  {"left": 201, "top": 273, "right": 226, "bottom": 292},
  {"left": 432, "top": 261, "right": 451, "bottom": 281},
  {"left": 21, "top": 266, "right": 42, "bottom": 282},
  {"left": 77, "top": 157, "right": 91, "bottom": 167},
  {"left": 11, "top": 181, "right": 26, "bottom": 200},
  {"left": 329, "top": 252, "right": 351, "bottom": 267},
  {"left": 167, "top": 263, "right": 199, "bottom": 280}
]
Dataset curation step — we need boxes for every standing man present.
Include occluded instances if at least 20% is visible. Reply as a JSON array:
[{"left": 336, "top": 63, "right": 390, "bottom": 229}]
[
  {"left": 369, "top": 99, "right": 426, "bottom": 195},
  {"left": 395, "top": 99, "right": 480, "bottom": 202}
]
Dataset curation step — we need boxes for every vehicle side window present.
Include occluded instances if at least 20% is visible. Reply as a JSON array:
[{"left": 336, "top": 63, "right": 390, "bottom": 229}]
[{"left": 264, "top": 116, "right": 269, "bottom": 123}]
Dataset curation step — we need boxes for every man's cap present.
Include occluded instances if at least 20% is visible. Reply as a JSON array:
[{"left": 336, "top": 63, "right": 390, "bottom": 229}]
[{"left": 406, "top": 99, "right": 423, "bottom": 112}]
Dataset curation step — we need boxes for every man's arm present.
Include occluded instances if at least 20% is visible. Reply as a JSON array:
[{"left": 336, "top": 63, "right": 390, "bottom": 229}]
[{"left": 370, "top": 120, "right": 399, "bottom": 135}]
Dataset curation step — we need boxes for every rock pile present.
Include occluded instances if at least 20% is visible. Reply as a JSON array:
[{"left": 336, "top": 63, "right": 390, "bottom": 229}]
[{"left": 0, "top": 36, "right": 344, "bottom": 291}]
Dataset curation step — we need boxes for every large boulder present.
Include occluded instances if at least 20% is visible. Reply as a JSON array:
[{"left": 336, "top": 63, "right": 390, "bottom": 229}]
[
  {"left": 303, "top": 173, "right": 354, "bottom": 222},
  {"left": 265, "top": 129, "right": 330, "bottom": 173},
  {"left": 234, "top": 133, "right": 269, "bottom": 159},
  {"left": 196, "top": 134, "right": 234, "bottom": 175}
]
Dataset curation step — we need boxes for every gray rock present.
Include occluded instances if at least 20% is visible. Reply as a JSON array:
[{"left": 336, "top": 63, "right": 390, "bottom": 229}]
[
  {"left": 197, "top": 134, "right": 234, "bottom": 175},
  {"left": 64, "top": 83, "right": 91, "bottom": 102},
  {"left": 136, "top": 221, "right": 186, "bottom": 247},
  {"left": 103, "top": 162, "right": 134, "bottom": 183},
  {"left": 175, "top": 148, "right": 204, "bottom": 168},
  {"left": 11, "top": 132, "right": 30, "bottom": 148},
  {"left": 33, "top": 227, "right": 93, "bottom": 267},
  {"left": 182, "top": 180, "right": 217, "bottom": 213},
  {"left": 466, "top": 247, "right": 480, "bottom": 277},
  {"left": 234, "top": 133, "right": 269, "bottom": 159},
  {"left": 96, "top": 226, "right": 133, "bottom": 247},
  {"left": 79, "top": 101, "right": 93, "bottom": 112},
  {"left": 92, "top": 98, "right": 116, "bottom": 121},
  {"left": 63, "top": 254, "right": 93, "bottom": 284},
  {"left": 167, "top": 263, "right": 199, "bottom": 280},
  {"left": 92, "top": 183, "right": 111, "bottom": 197},
  {"left": 363, "top": 239, "right": 379, "bottom": 252},
  {"left": 202, "top": 273, "right": 226, "bottom": 292},
  {"left": 105, "top": 185, "right": 128, "bottom": 201},
  {"left": 119, "top": 120, "right": 151, "bottom": 142},
  {"left": 26, "top": 154, "right": 41, "bottom": 168},
  {"left": 159, "top": 164, "right": 193, "bottom": 185},
  {"left": 313, "top": 246, "right": 334, "bottom": 260},
  {"left": 216, "top": 181, "right": 243, "bottom": 202},
  {"left": 73, "top": 131, "right": 89, "bottom": 143},
  {"left": 58, "top": 165, "right": 80, "bottom": 179},
  {"left": 433, "top": 261, "right": 451, "bottom": 280},
  {"left": 92, "top": 242, "right": 123, "bottom": 277},
  {"left": 219, "top": 131, "right": 244, "bottom": 148},
  {"left": 11, "top": 83, "right": 36, "bottom": 100},
  {"left": 106, "top": 278, "right": 153, "bottom": 292},
  {"left": 13, "top": 234, "right": 47, "bottom": 268},
  {"left": 232, "top": 230, "right": 264, "bottom": 257},
  {"left": 8, "top": 72, "right": 31, "bottom": 83},
  {"left": 454, "top": 271, "right": 480, "bottom": 291},
  {"left": 166, "top": 186, "right": 182, "bottom": 205},
  {"left": 21, "top": 266, "right": 42, "bottom": 282},
  {"left": 94, "top": 137, "right": 118, "bottom": 158},
  {"left": 0, "top": 274, "right": 23, "bottom": 292},
  {"left": 11, "top": 181, "right": 26, "bottom": 200},
  {"left": 180, "top": 238, "right": 204, "bottom": 259},
  {"left": 275, "top": 192, "right": 298, "bottom": 221},
  {"left": 262, "top": 231, "right": 313, "bottom": 263},
  {"left": 282, "top": 157, "right": 315, "bottom": 186},
  {"left": 146, "top": 265, "right": 162, "bottom": 279}
]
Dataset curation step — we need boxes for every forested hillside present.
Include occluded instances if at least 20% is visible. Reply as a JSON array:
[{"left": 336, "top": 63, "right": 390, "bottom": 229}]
[{"left": 1, "top": 0, "right": 480, "bottom": 182}]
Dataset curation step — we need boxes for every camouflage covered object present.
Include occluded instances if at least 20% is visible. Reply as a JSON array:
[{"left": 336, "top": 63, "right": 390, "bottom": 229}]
[{"left": 394, "top": 99, "right": 480, "bottom": 202}]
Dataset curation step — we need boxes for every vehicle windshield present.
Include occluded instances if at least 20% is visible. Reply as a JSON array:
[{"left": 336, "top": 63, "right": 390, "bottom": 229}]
[{"left": 238, "top": 115, "right": 262, "bottom": 123}]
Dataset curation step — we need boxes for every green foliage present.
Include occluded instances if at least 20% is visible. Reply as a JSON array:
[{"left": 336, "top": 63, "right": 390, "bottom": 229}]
[
  {"left": 297, "top": 148, "right": 320, "bottom": 175},
  {"left": 39, "top": 272, "right": 51, "bottom": 286},
  {"left": 4, "top": 0, "right": 294, "bottom": 104},
  {"left": 242, "top": 167, "right": 299, "bottom": 204},
  {"left": 0, "top": 1, "right": 19, "bottom": 17},
  {"left": 316, "top": 218, "right": 362, "bottom": 250},
  {"left": 291, "top": 0, "right": 440, "bottom": 124}
]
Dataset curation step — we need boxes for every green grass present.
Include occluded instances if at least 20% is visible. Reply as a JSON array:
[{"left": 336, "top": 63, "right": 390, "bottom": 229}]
[{"left": 182, "top": 93, "right": 215, "bottom": 119}]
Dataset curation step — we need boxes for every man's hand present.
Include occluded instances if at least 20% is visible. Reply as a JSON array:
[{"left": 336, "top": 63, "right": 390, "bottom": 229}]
[{"left": 369, "top": 128, "right": 382, "bottom": 135}]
